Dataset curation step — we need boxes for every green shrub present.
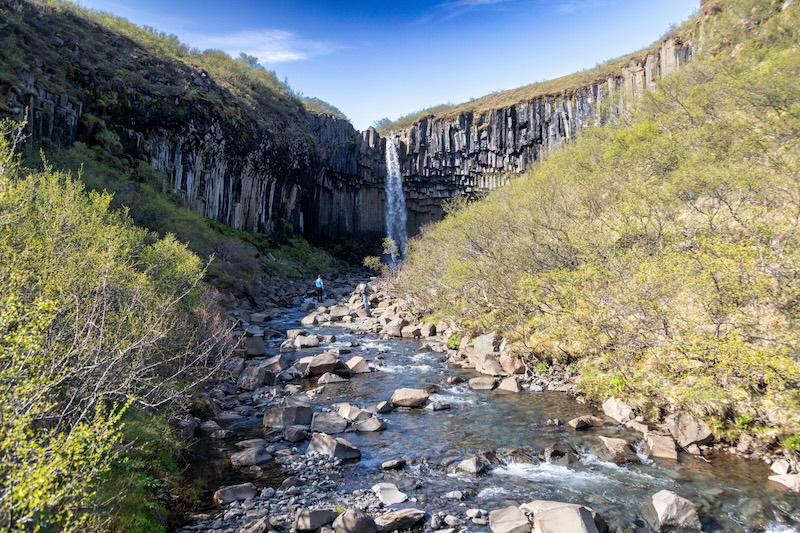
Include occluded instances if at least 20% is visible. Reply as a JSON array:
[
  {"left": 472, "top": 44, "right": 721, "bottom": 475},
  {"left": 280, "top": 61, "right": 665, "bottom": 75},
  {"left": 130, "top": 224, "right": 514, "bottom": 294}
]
[{"left": 782, "top": 434, "right": 800, "bottom": 452}]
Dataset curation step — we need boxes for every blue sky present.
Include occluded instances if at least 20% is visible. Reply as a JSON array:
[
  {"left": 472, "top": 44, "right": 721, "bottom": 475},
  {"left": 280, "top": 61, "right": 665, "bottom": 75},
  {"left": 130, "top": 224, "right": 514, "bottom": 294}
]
[{"left": 75, "top": 0, "right": 698, "bottom": 130}]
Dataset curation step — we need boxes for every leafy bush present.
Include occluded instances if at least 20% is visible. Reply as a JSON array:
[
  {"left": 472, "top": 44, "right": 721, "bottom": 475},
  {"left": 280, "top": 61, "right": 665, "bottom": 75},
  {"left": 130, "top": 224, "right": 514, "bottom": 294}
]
[{"left": 0, "top": 120, "right": 229, "bottom": 530}]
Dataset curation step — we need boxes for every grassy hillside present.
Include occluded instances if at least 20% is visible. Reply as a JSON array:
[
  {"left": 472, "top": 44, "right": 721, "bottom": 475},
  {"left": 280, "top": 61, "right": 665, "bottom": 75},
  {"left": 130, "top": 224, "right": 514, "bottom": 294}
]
[{"left": 396, "top": 0, "right": 800, "bottom": 448}]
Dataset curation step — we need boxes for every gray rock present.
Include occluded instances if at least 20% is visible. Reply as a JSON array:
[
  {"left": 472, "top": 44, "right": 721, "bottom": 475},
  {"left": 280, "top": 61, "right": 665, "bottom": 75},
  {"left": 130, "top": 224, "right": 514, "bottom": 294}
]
[
  {"left": 230, "top": 446, "right": 273, "bottom": 467},
  {"left": 356, "top": 416, "right": 387, "bottom": 432},
  {"left": 665, "top": 411, "right": 713, "bottom": 448},
  {"left": 375, "top": 401, "right": 393, "bottom": 414},
  {"left": 645, "top": 434, "right": 678, "bottom": 460},
  {"left": 295, "top": 334, "right": 322, "bottom": 349},
  {"left": 333, "top": 509, "right": 378, "bottom": 533},
  {"left": 641, "top": 490, "right": 702, "bottom": 532},
  {"left": 457, "top": 456, "right": 490, "bottom": 475},
  {"left": 338, "top": 403, "right": 372, "bottom": 422},
  {"left": 236, "top": 438, "right": 268, "bottom": 448},
  {"left": 372, "top": 482, "right": 408, "bottom": 505},
  {"left": 380, "top": 459, "right": 406, "bottom": 470},
  {"left": 425, "top": 401, "right": 451, "bottom": 411},
  {"left": 567, "top": 415, "right": 613, "bottom": 430},
  {"left": 345, "top": 356, "right": 371, "bottom": 374},
  {"left": 520, "top": 501, "right": 607, "bottom": 533},
  {"left": 263, "top": 406, "right": 313, "bottom": 429},
  {"left": 264, "top": 354, "right": 289, "bottom": 372},
  {"left": 305, "top": 353, "right": 341, "bottom": 376},
  {"left": 307, "top": 432, "right": 361, "bottom": 460},
  {"left": 533, "top": 505, "right": 599, "bottom": 533},
  {"left": 283, "top": 425, "right": 309, "bottom": 443},
  {"left": 768, "top": 474, "right": 800, "bottom": 491},
  {"left": 601, "top": 397, "right": 635, "bottom": 423},
  {"left": 468, "top": 377, "right": 497, "bottom": 390},
  {"left": 770, "top": 459, "right": 791, "bottom": 475},
  {"left": 244, "top": 336, "right": 266, "bottom": 356},
  {"left": 295, "top": 509, "right": 338, "bottom": 532},
  {"left": 496, "top": 377, "right": 520, "bottom": 393},
  {"left": 311, "top": 412, "right": 349, "bottom": 434},
  {"left": 472, "top": 332, "right": 501, "bottom": 354},
  {"left": 389, "top": 388, "right": 429, "bottom": 407},
  {"left": 595, "top": 436, "right": 639, "bottom": 463},
  {"left": 213, "top": 482, "right": 257, "bottom": 506},
  {"left": 488, "top": 505, "right": 530, "bottom": 533},
  {"left": 374, "top": 508, "right": 426, "bottom": 532},
  {"left": 318, "top": 372, "right": 349, "bottom": 384},
  {"left": 237, "top": 365, "right": 275, "bottom": 391}
]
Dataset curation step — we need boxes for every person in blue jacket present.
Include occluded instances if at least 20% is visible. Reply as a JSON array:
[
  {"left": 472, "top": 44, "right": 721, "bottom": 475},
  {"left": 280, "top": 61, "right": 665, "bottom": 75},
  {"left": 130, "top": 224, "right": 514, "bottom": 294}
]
[{"left": 315, "top": 275, "right": 324, "bottom": 302}]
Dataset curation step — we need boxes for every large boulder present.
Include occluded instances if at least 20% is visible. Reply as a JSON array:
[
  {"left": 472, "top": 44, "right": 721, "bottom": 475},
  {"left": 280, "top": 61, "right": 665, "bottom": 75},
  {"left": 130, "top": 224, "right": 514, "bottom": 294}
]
[
  {"left": 374, "top": 509, "right": 425, "bottom": 532},
  {"left": 295, "top": 334, "right": 321, "bottom": 348},
  {"left": 338, "top": 403, "right": 372, "bottom": 422},
  {"left": 236, "top": 365, "right": 274, "bottom": 391},
  {"left": 595, "top": 436, "right": 639, "bottom": 463},
  {"left": 305, "top": 353, "right": 341, "bottom": 377},
  {"left": 356, "top": 416, "right": 387, "bottom": 432},
  {"left": 371, "top": 482, "right": 408, "bottom": 505},
  {"left": 469, "top": 376, "right": 497, "bottom": 390},
  {"left": 333, "top": 509, "right": 378, "bottom": 533},
  {"left": 641, "top": 490, "right": 702, "bottom": 532},
  {"left": 496, "top": 376, "right": 520, "bottom": 393},
  {"left": 601, "top": 397, "right": 635, "bottom": 423},
  {"left": 307, "top": 432, "right": 361, "bottom": 460},
  {"left": 533, "top": 505, "right": 600, "bottom": 533},
  {"left": 230, "top": 446, "right": 273, "bottom": 467},
  {"left": 346, "top": 356, "right": 371, "bottom": 374},
  {"left": 665, "top": 411, "right": 713, "bottom": 448},
  {"left": 311, "top": 411, "right": 349, "bottom": 434},
  {"left": 244, "top": 336, "right": 266, "bottom": 356},
  {"left": 329, "top": 305, "right": 352, "bottom": 321},
  {"left": 472, "top": 332, "right": 501, "bottom": 355},
  {"left": 283, "top": 425, "right": 308, "bottom": 443},
  {"left": 473, "top": 353, "right": 505, "bottom": 376},
  {"left": 488, "top": 505, "right": 530, "bottom": 533},
  {"left": 213, "top": 483, "right": 257, "bottom": 506},
  {"left": 295, "top": 509, "right": 338, "bottom": 532},
  {"left": 645, "top": 434, "right": 678, "bottom": 460},
  {"left": 401, "top": 325, "right": 422, "bottom": 339},
  {"left": 768, "top": 474, "right": 800, "bottom": 491},
  {"left": 263, "top": 406, "right": 312, "bottom": 429},
  {"left": 263, "top": 354, "right": 289, "bottom": 372},
  {"left": 457, "top": 456, "right": 491, "bottom": 475},
  {"left": 389, "top": 388, "right": 429, "bottom": 408},
  {"left": 500, "top": 355, "right": 526, "bottom": 375},
  {"left": 520, "top": 501, "right": 607, "bottom": 533},
  {"left": 567, "top": 415, "right": 613, "bottom": 430}
]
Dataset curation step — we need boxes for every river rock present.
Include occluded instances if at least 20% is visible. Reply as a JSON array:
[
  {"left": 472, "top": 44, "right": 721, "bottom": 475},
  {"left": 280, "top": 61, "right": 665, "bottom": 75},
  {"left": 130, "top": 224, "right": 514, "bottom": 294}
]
[
  {"left": 244, "top": 336, "right": 266, "bottom": 356},
  {"left": 264, "top": 354, "right": 289, "bottom": 372},
  {"left": 286, "top": 328, "right": 308, "bottom": 339},
  {"left": 390, "top": 388, "right": 429, "bottom": 407},
  {"left": 488, "top": 506, "right": 530, "bottom": 533},
  {"left": 425, "top": 400, "right": 451, "bottom": 411},
  {"left": 356, "top": 416, "right": 387, "bottom": 432},
  {"left": 295, "top": 509, "right": 338, "bottom": 532},
  {"left": 300, "top": 314, "right": 319, "bottom": 326},
  {"left": 305, "top": 353, "right": 341, "bottom": 376},
  {"left": 213, "top": 482, "right": 257, "bottom": 506},
  {"left": 372, "top": 482, "right": 408, "bottom": 505},
  {"left": 381, "top": 458, "right": 406, "bottom": 470},
  {"left": 285, "top": 394, "right": 313, "bottom": 407},
  {"left": 499, "top": 355, "right": 525, "bottom": 374},
  {"left": 401, "top": 325, "right": 422, "bottom": 338},
  {"left": 594, "top": 436, "right": 638, "bottom": 463},
  {"left": 469, "top": 376, "right": 497, "bottom": 390},
  {"left": 263, "top": 406, "right": 312, "bottom": 428},
  {"left": 496, "top": 376, "right": 520, "bottom": 393},
  {"left": 200, "top": 420, "right": 222, "bottom": 433},
  {"left": 211, "top": 429, "right": 232, "bottom": 441},
  {"left": 375, "top": 401, "right": 393, "bottom": 413},
  {"left": 295, "top": 334, "right": 322, "bottom": 349},
  {"left": 521, "top": 501, "right": 607, "bottom": 533},
  {"left": 641, "top": 490, "right": 702, "bottom": 531},
  {"left": 307, "top": 432, "right": 361, "bottom": 460},
  {"left": 346, "top": 356, "right": 371, "bottom": 374},
  {"left": 420, "top": 323, "right": 437, "bottom": 337},
  {"left": 333, "top": 509, "right": 378, "bottom": 533},
  {"left": 665, "top": 411, "right": 713, "bottom": 448},
  {"left": 236, "top": 438, "right": 268, "bottom": 449},
  {"left": 338, "top": 403, "right": 371, "bottom": 422},
  {"left": 457, "top": 456, "right": 490, "bottom": 475},
  {"left": 601, "top": 397, "right": 635, "bottom": 423},
  {"left": 472, "top": 332, "right": 501, "bottom": 354},
  {"left": 283, "top": 425, "right": 308, "bottom": 443},
  {"left": 768, "top": 474, "right": 800, "bottom": 491},
  {"left": 311, "top": 412, "right": 349, "bottom": 434},
  {"left": 567, "top": 415, "right": 613, "bottom": 430},
  {"left": 329, "top": 305, "right": 352, "bottom": 320},
  {"left": 374, "top": 508, "right": 426, "bottom": 532},
  {"left": 319, "top": 372, "right": 348, "bottom": 384},
  {"left": 770, "top": 459, "right": 791, "bottom": 475},
  {"left": 239, "top": 517, "right": 270, "bottom": 533},
  {"left": 544, "top": 443, "right": 578, "bottom": 466},
  {"left": 473, "top": 354, "right": 505, "bottom": 376},
  {"left": 236, "top": 365, "right": 275, "bottom": 390},
  {"left": 230, "top": 446, "right": 273, "bottom": 467},
  {"left": 533, "top": 505, "right": 600, "bottom": 533},
  {"left": 645, "top": 434, "right": 678, "bottom": 460}
]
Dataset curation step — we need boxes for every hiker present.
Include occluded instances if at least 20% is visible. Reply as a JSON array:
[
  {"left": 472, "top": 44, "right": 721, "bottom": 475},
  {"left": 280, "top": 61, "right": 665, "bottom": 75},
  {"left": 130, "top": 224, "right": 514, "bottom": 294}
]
[
  {"left": 315, "top": 274, "right": 324, "bottom": 302},
  {"left": 358, "top": 282, "right": 370, "bottom": 311}
]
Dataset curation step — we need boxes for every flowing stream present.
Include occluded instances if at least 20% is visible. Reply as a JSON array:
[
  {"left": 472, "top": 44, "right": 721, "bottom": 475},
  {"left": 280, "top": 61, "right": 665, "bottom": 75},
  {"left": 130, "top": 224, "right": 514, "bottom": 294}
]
[
  {"left": 384, "top": 140, "right": 407, "bottom": 257},
  {"left": 183, "top": 306, "right": 800, "bottom": 532}
]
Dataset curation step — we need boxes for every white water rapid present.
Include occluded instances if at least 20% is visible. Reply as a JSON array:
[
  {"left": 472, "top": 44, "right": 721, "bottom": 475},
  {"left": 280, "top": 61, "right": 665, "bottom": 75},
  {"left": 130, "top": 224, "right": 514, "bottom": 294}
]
[{"left": 384, "top": 140, "right": 408, "bottom": 259}]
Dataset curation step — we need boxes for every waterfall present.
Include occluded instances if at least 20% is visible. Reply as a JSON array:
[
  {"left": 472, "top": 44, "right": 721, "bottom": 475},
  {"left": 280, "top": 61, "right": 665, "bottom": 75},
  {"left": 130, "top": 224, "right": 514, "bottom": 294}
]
[{"left": 384, "top": 140, "right": 408, "bottom": 259}]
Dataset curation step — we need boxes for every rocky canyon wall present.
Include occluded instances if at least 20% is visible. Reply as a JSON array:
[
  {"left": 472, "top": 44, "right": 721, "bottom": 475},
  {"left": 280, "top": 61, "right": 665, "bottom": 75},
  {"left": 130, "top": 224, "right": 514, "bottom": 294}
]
[{"left": 387, "top": 37, "right": 694, "bottom": 225}]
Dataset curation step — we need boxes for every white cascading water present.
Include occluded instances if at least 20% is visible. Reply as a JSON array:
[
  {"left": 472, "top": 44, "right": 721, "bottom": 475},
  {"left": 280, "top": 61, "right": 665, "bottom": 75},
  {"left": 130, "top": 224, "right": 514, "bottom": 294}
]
[{"left": 384, "top": 140, "right": 408, "bottom": 259}]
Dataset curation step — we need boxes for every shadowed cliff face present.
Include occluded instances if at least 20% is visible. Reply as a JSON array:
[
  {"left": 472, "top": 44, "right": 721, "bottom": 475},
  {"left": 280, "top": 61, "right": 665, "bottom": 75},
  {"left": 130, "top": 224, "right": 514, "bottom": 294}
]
[{"left": 2, "top": 0, "right": 693, "bottom": 246}]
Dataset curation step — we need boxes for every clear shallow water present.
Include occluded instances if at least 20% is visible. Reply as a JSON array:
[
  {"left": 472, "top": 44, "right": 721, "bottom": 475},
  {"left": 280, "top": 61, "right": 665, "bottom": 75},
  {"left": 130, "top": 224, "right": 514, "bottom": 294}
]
[{"left": 246, "top": 308, "right": 800, "bottom": 531}]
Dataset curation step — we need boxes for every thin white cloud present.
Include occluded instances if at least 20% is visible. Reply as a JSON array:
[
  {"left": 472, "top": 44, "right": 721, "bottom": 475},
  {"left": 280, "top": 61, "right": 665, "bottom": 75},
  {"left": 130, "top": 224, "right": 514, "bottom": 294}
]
[
  {"left": 418, "top": 0, "right": 513, "bottom": 23},
  {"left": 188, "top": 29, "right": 342, "bottom": 64},
  {"left": 552, "top": 0, "right": 612, "bottom": 15}
]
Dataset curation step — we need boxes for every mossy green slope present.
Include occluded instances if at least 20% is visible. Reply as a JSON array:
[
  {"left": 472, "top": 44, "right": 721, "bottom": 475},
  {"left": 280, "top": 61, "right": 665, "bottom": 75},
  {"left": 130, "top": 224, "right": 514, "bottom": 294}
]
[{"left": 396, "top": 0, "right": 800, "bottom": 446}]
